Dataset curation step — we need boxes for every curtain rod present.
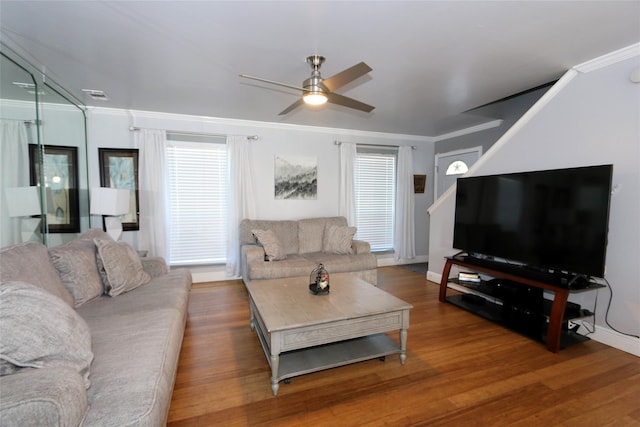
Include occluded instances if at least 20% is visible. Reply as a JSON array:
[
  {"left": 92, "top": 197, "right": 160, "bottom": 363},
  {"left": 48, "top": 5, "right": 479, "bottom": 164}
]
[
  {"left": 129, "top": 126, "right": 259, "bottom": 140},
  {"left": 335, "top": 141, "right": 416, "bottom": 149}
]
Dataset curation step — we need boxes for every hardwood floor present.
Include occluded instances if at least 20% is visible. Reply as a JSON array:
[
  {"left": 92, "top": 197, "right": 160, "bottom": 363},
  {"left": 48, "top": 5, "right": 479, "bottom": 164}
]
[{"left": 167, "top": 266, "right": 640, "bottom": 426}]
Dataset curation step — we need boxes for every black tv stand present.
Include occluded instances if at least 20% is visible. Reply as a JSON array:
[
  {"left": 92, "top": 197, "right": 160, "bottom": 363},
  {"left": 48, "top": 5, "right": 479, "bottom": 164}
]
[
  {"left": 439, "top": 257, "right": 603, "bottom": 353},
  {"left": 454, "top": 254, "right": 588, "bottom": 289}
]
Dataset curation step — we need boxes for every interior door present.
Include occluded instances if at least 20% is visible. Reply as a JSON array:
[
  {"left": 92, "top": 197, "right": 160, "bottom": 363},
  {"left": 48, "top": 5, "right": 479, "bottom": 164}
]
[{"left": 434, "top": 147, "right": 482, "bottom": 199}]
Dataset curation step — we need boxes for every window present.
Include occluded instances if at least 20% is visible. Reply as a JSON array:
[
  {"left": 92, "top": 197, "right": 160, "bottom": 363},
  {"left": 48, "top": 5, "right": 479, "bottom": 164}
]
[
  {"left": 445, "top": 160, "right": 469, "bottom": 175},
  {"left": 355, "top": 148, "right": 396, "bottom": 251},
  {"left": 166, "top": 137, "right": 227, "bottom": 265}
]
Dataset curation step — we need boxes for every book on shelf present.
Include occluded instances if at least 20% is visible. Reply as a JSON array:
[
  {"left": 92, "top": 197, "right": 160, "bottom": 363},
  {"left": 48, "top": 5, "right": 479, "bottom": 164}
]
[{"left": 458, "top": 272, "right": 481, "bottom": 283}]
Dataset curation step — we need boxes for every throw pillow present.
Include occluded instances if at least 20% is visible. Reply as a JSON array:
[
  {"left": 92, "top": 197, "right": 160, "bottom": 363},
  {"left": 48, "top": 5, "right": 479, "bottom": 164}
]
[
  {"left": 0, "top": 281, "right": 94, "bottom": 388},
  {"left": 78, "top": 228, "right": 112, "bottom": 242},
  {"left": 323, "top": 225, "right": 356, "bottom": 254},
  {"left": 49, "top": 239, "right": 104, "bottom": 308},
  {"left": 0, "top": 242, "right": 75, "bottom": 308},
  {"left": 252, "top": 229, "right": 287, "bottom": 261},
  {"left": 94, "top": 238, "right": 151, "bottom": 296}
]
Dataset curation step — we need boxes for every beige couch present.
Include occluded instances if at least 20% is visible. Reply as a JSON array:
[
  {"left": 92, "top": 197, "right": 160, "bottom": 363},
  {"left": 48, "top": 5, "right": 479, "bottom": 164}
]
[
  {"left": 0, "top": 229, "right": 192, "bottom": 426},
  {"left": 240, "top": 216, "right": 377, "bottom": 285}
]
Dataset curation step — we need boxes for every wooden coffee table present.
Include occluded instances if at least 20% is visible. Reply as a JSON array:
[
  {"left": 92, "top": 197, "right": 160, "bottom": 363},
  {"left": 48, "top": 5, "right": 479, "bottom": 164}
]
[{"left": 245, "top": 273, "right": 413, "bottom": 396}]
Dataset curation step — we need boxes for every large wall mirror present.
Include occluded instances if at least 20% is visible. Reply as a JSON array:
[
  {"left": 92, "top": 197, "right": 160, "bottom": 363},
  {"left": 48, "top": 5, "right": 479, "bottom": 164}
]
[{"left": 1, "top": 47, "right": 89, "bottom": 248}]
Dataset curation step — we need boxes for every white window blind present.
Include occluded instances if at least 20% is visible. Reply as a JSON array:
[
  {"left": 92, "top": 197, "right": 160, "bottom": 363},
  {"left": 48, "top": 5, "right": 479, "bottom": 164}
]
[
  {"left": 355, "top": 150, "right": 396, "bottom": 251},
  {"left": 166, "top": 140, "right": 227, "bottom": 265}
]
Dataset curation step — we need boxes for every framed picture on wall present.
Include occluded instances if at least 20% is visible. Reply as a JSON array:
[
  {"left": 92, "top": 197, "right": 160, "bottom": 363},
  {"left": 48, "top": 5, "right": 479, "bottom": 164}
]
[
  {"left": 414, "top": 174, "right": 426, "bottom": 194},
  {"left": 98, "top": 148, "right": 140, "bottom": 231},
  {"left": 28, "top": 144, "right": 80, "bottom": 233},
  {"left": 274, "top": 155, "right": 318, "bottom": 200}
]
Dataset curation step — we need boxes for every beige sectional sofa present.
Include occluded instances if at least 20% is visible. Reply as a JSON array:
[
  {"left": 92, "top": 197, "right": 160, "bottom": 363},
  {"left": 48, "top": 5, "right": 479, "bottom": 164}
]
[
  {"left": 240, "top": 216, "right": 377, "bottom": 285},
  {"left": 0, "top": 229, "right": 192, "bottom": 426}
]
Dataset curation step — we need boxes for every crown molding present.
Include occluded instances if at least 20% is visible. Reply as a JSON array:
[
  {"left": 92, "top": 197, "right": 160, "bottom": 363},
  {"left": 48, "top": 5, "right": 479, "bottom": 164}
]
[
  {"left": 574, "top": 42, "right": 640, "bottom": 74},
  {"left": 432, "top": 119, "right": 504, "bottom": 142},
  {"left": 87, "top": 106, "right": 434, "bottom": 143}
]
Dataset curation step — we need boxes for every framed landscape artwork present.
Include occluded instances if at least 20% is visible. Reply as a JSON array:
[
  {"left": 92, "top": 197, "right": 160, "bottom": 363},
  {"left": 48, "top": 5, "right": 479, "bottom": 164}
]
[
  {"left": 274, "top": 155, "right": 318, "bottom": 200},
  {"left": 98, "top": 148, "right": 140, "bottom": 230},
  {"left": 28, "top": 144, "right": 80, "bottom": 233}
]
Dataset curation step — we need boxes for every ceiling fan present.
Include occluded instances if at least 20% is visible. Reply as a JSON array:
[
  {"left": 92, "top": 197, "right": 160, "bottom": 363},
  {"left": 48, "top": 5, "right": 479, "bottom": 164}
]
[{"left": 240, "top": 55, "right": 374, "bottom": 115}]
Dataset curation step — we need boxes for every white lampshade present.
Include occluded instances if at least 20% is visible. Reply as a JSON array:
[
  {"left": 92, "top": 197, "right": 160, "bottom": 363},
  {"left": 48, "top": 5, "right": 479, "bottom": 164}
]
[
  {"left": 90, "top": 187, "right": 130, "bottom": 216},
  {"left": 90, "top": 187, "right": 130, "bottom": 241},
  {"left": 6, "top": 186, "right": 41, "bottom": 217}
]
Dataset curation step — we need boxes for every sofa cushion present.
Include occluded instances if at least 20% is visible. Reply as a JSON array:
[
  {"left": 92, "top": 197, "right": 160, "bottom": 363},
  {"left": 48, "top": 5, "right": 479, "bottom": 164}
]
[
  {"left": 94, "top": 238, "right": 151, "bottom": 296},
  {"left": 299, "top": 217, "right": 348, "bottom": 254},
  {"left": 298, "top": 219, "right": 325, "bottom": 253},
  {"left": 323, "top": 224, "right": 357, "bottom": 254},
  {"left": 240, "top": 219, "right": 299, "bottom": 254},
  {"left": 247, "top": 254, "right": 316, "bottom": 280},
  {"left": 0, "top": 366, "right": 88, "bottom": 427},
  {"left": 76, "top": 269, "right": 191, "bottom": 426},
  {"left": 0, "top": 242, "right": 74, "bottom": 307},
  {"left": 252, "top": 229, "right": 287, "bottom": 261},
  {"left": 49, "top": 238, "right": 104, "bottom": 307},
  {"left": 0, "top": 281, "right": 93, "bottom": 388},
  {"left": 303, "top": 252, "right": 378, "bottom": 274}
]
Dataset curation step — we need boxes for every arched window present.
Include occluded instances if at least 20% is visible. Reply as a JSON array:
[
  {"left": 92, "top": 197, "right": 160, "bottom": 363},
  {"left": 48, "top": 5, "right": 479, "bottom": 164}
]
[{"left": 445, "top": 160, "right": 469, "bottom": 175}]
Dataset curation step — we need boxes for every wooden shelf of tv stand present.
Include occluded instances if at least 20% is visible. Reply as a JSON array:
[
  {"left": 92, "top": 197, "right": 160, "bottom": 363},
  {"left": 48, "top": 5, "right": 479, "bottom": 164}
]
[{"left": 438, "top": 257, "right": 603, "bottom": 353}]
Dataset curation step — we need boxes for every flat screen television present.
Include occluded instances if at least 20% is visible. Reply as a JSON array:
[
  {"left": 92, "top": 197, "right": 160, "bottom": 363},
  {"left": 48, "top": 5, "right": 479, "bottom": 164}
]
[{"left": 453, "top": 164, "right": 613, "bottom": 283}]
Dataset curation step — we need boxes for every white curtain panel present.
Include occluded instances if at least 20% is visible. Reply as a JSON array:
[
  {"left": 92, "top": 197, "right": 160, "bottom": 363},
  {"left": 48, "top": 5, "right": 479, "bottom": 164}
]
[
  {"left": 226, "top": 135, "right": 257, "bottom": 277},
  {"left": 394, "top": 145, "right": 416, "bottom": 260},
  {"left": 1, "top": 120, "right": 30, "bottom": 247},
  {"left": 138, "top": 129, "right": 169, "bottom": 260},
  {"left": 338, "top": 142, "right": 357, "bottom": 226}
]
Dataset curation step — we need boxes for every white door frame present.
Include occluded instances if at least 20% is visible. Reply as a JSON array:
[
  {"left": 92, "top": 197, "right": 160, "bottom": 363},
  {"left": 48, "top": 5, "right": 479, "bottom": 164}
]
[{"left": 434, "top": 146, "right": 483, "bottom": 199}]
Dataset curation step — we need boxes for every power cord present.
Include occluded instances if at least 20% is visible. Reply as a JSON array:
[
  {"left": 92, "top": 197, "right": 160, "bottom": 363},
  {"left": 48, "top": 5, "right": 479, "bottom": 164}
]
[{"left": 602, "top": 278, "right": 640, "bottom": 339}]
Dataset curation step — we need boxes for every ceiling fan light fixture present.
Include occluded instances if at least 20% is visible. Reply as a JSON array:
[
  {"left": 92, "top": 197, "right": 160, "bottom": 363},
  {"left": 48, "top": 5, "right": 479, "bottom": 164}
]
[{"left": 303, "top": 91, "right": 328, "bottom": 105}]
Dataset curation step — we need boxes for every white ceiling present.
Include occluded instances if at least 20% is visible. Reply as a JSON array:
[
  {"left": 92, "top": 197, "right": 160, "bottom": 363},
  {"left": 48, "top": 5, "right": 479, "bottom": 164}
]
[{"left": 2, "top": 1, "right": 639, "bottom": 137}]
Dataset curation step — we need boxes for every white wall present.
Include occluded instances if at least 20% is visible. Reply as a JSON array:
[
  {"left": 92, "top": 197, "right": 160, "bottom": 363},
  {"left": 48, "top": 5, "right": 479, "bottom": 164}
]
[
  {"left": 86, "top": 108, "right": 434, "bottom": 280},
  {"left": 427, "top": 46, "right": 640, "bottom": 356}
]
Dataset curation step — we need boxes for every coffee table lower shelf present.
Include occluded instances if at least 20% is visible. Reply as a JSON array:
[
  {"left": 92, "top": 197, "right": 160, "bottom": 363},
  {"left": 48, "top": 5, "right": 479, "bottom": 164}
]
[{"left": 257, "top": 333, "right": 402, "bottom": 387}]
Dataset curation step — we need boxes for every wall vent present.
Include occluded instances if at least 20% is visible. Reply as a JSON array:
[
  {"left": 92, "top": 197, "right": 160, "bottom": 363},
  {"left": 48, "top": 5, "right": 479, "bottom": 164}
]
[{"left": 81, "top": 89, "right": 109, "bottom": 101}]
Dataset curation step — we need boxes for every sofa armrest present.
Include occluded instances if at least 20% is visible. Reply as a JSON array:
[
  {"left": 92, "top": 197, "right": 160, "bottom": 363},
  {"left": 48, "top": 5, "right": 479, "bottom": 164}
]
[
  {"left": 141, "top": 256, "right": 170, "bottom": 278},
  {"left": 352, "top": 240, "right": 371, "bottom": 254},
  {"left": 0, "top": 367, "right": 87, "bottom": 427},
  {"left": 243, "top": 244, "right": 265, "bottom": 263},
  {"left": 241, "top": 244, "right": 266, "bottom": 282}
]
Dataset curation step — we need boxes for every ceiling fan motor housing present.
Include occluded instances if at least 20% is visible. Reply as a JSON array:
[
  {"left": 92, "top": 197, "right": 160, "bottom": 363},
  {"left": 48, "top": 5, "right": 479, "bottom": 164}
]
[
  {"left": 304, "top": 55, "right": 326, "bottom": 95},
  {"left": 303, "top": 76, "right": 325, "bottom": 93}
]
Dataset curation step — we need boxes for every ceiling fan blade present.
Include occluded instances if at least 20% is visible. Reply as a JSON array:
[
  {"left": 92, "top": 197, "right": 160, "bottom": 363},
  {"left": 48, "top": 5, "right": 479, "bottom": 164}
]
[
  {"left": 279, "top": 98, "right": 305, "bottom": 115},
  {"left": 239, "top": 74, "right": 304, "bottom": 92},
  {"left": 321, "top": 62, "right": 372, "bottom": 92},
  {"left": 326, "top": 92, "right": 375, "bottom": 113}
]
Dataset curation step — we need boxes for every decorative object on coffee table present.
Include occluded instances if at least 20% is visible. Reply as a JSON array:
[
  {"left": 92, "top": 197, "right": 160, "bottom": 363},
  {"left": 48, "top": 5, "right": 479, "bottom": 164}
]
[{"left": 309, "top": 263, "right": 330, "bottom": 295}]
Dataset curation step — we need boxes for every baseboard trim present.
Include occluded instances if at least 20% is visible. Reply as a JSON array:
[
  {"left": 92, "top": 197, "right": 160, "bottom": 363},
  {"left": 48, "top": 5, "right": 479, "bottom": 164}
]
[
  {"left": 426, "top": 270, "right": 442, "bottom": 284},
  {"left": 572, "top": 321, "right": 640, "bottom": 357},
  {"left": 377, "top": 254, "right": 428, "bottom": 267},
  {"left": 192, "top": 272, "right": 239, "bottom": 283}
]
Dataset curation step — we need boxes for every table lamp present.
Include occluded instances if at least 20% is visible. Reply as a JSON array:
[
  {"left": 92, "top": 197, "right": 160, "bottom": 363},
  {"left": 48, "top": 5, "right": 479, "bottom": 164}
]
[
  {"left": 90, "top": 187, "right": 130, "bottom": 241},
  {"left": 6, "top": 186, "right": 42, "bottom": 242}
]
